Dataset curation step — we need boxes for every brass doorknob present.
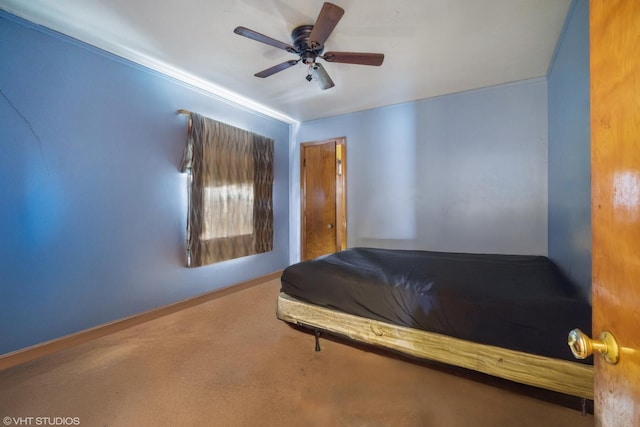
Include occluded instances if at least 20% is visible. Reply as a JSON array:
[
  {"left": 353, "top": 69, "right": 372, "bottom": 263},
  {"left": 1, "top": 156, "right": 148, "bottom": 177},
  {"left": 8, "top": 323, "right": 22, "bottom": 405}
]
[
  {"left": 327, "top": 224, "right": 334, "bottom": 229},
  {"left": 568, "top": 328, "right": 619, "bottom": 364}
]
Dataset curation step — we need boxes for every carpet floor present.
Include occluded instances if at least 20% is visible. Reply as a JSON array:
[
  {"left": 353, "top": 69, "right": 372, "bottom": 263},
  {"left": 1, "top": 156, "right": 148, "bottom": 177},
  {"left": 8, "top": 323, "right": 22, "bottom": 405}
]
[{"left": 0, "top": 278, "right": 594, "bottom": 426}]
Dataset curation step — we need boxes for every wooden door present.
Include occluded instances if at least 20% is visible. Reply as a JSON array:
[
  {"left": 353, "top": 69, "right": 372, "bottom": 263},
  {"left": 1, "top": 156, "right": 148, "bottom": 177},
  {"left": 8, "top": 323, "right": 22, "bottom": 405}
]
[
  {"left": 590, "top": 1, "right": 640, "bottom": 424},
  {"left": 301, "top": 138, "right": 346, "bottom": 261}
]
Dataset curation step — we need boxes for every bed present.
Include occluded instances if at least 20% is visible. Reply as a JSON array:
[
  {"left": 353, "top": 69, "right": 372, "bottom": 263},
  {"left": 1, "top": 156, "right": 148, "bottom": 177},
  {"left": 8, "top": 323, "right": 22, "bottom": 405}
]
[{"left": 277, "top": 247, "right": 593, "bottom": 399}]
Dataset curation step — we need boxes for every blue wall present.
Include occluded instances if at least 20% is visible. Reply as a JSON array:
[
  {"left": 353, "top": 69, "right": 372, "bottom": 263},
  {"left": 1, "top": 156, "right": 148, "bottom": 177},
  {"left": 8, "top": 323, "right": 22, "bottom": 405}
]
[
  {"left": 547, "top": 0, "right": 591, "bottom": 297},
  {"left": 0, "top": 12, "right": 290, "bottom": 354},
  {"left": 292, "top": 78, "right": 549, "bottom": 261}
]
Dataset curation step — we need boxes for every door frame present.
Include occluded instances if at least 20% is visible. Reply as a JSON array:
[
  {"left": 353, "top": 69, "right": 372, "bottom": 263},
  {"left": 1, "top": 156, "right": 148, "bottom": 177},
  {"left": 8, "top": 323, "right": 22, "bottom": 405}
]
[{"left": 300, "top": 137, "right": 347, "bottom": 260}]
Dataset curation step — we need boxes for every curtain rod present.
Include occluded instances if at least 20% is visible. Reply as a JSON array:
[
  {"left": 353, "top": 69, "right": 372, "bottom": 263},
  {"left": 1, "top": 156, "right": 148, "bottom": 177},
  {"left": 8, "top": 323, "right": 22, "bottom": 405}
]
[{"left": 178, "top": 109, "right": 192, "bottom": 132}]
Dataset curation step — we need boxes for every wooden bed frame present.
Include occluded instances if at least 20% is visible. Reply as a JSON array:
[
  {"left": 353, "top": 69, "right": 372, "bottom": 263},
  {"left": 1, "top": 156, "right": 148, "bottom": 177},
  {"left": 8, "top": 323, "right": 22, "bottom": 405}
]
[{"left": 277, "top": 292, "right": 593, "bottom": 400}]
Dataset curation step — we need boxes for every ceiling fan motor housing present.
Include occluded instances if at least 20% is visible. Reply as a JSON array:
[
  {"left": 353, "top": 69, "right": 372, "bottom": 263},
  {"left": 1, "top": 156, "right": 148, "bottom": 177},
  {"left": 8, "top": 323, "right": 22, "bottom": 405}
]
[
  {"left": 292, "top": 25, "right": 323, "bottom": 64},
  {"left": 233, "top": 2, "right": 383, "bottom": 89}
]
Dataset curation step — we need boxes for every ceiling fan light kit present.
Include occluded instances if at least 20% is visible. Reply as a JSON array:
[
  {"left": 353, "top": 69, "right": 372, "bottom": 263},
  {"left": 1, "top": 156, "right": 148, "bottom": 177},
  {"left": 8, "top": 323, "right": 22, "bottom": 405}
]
[{"left": 233, "top": 2, "right": 384, "bottom": 90}]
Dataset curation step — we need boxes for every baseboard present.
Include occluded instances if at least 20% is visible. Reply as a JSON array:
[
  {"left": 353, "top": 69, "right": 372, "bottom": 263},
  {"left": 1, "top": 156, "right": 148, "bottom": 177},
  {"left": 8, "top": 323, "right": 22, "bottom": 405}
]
[{"left": 0, "top": 271, "right": 282, "bottom": 371}]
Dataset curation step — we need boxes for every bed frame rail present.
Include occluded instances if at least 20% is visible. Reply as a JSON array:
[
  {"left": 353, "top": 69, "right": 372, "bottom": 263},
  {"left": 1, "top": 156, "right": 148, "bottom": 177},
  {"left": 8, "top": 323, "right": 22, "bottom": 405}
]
[{"left": 277, "top": 292, "right": 593, "bottom": 400}]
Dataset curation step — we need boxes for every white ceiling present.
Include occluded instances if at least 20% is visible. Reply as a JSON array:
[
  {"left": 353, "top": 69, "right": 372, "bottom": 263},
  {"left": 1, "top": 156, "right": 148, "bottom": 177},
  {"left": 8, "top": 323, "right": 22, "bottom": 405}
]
[{"left": 1, "top": 0, "right": 572, "bottom": 123}]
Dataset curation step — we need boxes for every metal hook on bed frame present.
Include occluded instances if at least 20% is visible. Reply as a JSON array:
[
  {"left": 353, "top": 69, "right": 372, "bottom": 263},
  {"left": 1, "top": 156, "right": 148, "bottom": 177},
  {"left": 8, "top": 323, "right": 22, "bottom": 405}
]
[{"left": 294, "top": 321, "right": 323, "bottom": 352}]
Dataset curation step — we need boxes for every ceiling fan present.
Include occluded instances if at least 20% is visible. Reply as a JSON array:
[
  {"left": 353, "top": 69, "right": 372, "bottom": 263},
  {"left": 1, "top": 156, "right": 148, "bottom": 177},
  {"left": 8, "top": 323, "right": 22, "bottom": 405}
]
[{"left": 233, "top": 2, "right": 384, "bottom": 90}]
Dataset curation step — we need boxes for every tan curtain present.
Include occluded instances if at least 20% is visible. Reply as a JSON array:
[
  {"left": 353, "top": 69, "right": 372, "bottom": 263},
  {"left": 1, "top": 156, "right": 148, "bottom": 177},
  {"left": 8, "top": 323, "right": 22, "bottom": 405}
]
[{"left": 179, "top": 112, "right": 274, "bottom": 266}]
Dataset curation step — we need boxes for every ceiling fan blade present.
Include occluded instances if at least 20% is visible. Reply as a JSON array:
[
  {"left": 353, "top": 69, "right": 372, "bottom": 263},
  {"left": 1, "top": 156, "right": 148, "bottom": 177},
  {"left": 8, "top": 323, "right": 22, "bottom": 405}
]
[
  {"left": 322, "top": 52, "right": 385, "bottom": 66},
  {"left": 310, "top": 63, "right": 335, "bottom": 90},
  {"left": 234, "top": 26, "right": 297, "bottom": 53},
  {"left": 308, "top": 2, "right": 345, "bottom": 47},
  {"left": 255, "top": 60, "right": 300, "bottom": 78}
]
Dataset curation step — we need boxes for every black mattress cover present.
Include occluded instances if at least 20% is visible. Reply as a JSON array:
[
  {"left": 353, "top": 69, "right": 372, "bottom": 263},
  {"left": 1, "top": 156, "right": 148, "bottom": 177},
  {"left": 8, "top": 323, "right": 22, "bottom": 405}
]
[{"left": 280, "top": 247, "right": 592, "bottom": 363}]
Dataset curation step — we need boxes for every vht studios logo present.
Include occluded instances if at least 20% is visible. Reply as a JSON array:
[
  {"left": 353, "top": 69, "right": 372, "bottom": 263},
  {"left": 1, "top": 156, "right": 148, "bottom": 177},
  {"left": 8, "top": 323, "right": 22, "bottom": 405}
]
[{"left": 3, "top": 417, "right": 80, "bottom": 426}]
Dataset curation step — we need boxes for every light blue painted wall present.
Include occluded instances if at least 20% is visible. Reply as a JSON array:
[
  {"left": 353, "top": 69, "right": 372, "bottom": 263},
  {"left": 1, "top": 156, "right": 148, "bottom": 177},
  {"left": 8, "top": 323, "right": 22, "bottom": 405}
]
[
  {"left": 0, "top": 12, "right": 290, "bottom": 354},
  {"left": 547, "top": 0, "right": 591, "bottom": 297},
  {"left": 291, "top": 78, "right": 549, "bottom": 262}
]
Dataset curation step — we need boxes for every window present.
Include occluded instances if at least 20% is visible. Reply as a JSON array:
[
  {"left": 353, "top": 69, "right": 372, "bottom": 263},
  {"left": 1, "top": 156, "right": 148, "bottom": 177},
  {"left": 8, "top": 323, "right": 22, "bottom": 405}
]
[
  {"left": 179, "top": 112, "right": 274, "bottom": 266},
  {"left": 201, "top": 183, "right": 254, "bottom": 240}
]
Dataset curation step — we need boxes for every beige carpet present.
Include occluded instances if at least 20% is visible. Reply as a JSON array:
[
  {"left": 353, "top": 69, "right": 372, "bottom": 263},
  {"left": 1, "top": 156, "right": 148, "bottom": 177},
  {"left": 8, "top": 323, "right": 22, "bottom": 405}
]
[{"left": 0, "top": 278, "right": 593, "bottom": 426}]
